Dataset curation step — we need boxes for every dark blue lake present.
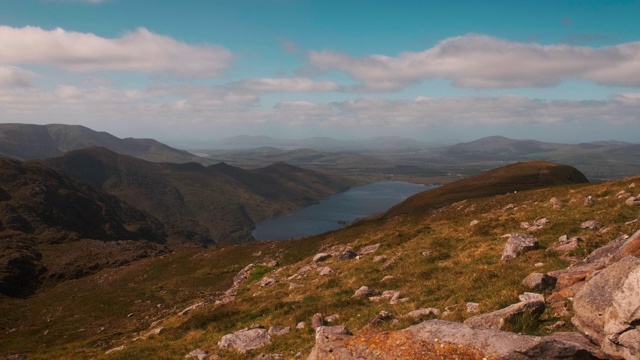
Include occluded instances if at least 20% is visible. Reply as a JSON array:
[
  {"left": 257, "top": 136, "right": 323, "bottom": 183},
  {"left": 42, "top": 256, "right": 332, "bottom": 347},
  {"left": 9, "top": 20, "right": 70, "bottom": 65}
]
[{"left": 252, "top": 181, "right": 435, "bottom": 240}]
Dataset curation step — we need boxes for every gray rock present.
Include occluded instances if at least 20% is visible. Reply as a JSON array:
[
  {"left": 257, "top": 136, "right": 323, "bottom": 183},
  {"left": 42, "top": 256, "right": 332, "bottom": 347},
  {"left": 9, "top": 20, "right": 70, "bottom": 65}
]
[
  {"left": 404, "top": 308, "right": 440, "bottom": 319},
  {"left": 259, "top": 277, "right": 276, "bottom": 287},
  {"left": 522, "top": 272, "right": 557, "bottom": 291},
  {"left": 338, "top": 248, "right": 357, "bottom": 261},
  {"left": 464, "top": 298, "right": 545, "bottom": 330},
  {"left": 469, "top": 219, "right": 480, "bottom": 226},
  {"left": 625, "top": 196, "right": 640, "bottom": 206},
  {"left": 105, "top": 345, "right": 125, "bottom": 355},
  {"left": 288, "top": 282, "right": 302, "bottom": 290},
  {"left": 307, "top": 320, "right": 608, "bottom": 360},
  {"left": 584, "top": 195, "right": 595, "bottom": 206},
  {"left": 466, "top": 302, "right": 480, "bottom": 313},
  {"left": 180, "top": 302, "right": 205, "bottom": 316},
  {"left": 296, "top": 322, "right": 306, "bottom": 329},
  {"left": 518, "top": 292, "right": 544, "bottom": 302},
  {"left": 267, "top": 326, "right": 290, "bottom": 336},
  {"left": 573, "top": 255, "right": 640, "bottom": 359},
  {"left": 185, "top": 349, "right": 208, "bottom": 360},
  {"left": 296, "top": 265, "right": 313, "bottom": 276},
  {"left": 373, "top": 255, "right": 387, "bottom": 263},
  {"left": 581, "top": 220, "right": 602, "bottom": 230},
  {"left": 352, "top": 286, "right": 375, "bottom": 298},
  {"left": 358, "top": 243, "right": 380, "bottom": 255},
  {"left": 501, "top": 233, "right": 539, "bottom": 261},
  {"left": 311, "top": 313, "right": 324, "bottom": 330},
  {"left": 218, "top": 328, "right": 271, "bottom": 353},
  {"left": 550, "top": 197, "right": 563, "bottom": 209},
  {"left": 368, "top": 310, "right": 394, "bottom": 326},
  {"left": 312, "top": 253, "right": 331, "bottom": 263},
  {"left": 553, "top": 237, "right": 582, "bottom": 253},
  {"left": 316, "top": 266, "right": 334, "bottom": 276},
  {"left": 325, "top": 314, "right": 339, "bottom": 323}
]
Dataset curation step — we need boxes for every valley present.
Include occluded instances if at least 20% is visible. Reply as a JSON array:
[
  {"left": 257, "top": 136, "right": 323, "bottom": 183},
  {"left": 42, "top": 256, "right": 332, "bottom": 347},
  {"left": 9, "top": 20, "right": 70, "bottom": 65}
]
[{"left": 0, "top": 125, "right": 639, "bottom": 359}]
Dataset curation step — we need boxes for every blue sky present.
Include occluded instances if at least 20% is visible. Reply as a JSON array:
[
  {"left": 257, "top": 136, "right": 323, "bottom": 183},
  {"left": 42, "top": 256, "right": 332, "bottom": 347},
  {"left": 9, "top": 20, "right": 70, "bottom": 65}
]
[{"left": 1, "top": 0, "right": 639, "bottom": 146}]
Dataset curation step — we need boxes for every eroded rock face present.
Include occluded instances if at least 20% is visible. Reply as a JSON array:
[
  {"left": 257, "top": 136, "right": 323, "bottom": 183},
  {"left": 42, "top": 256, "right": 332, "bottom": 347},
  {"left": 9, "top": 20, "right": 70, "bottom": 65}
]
[
  {"left": 306, "top": 320, "right": 608, "bottom": 360},
  {"left": 572, "top": 255, "right": 640, "bottom": 359},
  {"left": 218, "top": 328, "right": 271, "bottom": 353}
]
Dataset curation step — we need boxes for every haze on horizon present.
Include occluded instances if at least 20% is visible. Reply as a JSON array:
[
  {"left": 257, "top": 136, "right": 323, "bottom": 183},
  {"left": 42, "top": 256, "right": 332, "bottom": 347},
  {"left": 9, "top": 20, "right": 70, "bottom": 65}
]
[{"left": 1, "top": 0, "right": 639, "bottom": 146}]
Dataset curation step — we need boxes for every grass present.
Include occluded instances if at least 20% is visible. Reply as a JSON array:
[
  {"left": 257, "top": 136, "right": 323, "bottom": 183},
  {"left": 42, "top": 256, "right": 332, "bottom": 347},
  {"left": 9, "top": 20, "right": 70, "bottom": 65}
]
[{"left": 2, "top": 173, "right": 639, "bottom": 359}]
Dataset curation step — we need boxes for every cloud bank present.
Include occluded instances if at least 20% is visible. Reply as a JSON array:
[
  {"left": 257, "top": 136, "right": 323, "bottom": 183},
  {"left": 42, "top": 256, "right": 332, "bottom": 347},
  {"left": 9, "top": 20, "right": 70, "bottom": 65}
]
[
  {"left": 0, "top": 26, "right": 233, "bottom": 77},
  {"left": 309, "top": 34, "right": 640, "bottom": 91}
]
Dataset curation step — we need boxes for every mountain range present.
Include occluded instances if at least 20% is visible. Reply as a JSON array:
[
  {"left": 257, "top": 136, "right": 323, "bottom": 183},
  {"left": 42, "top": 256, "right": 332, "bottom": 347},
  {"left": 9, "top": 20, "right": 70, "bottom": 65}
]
[{"left": 0, "top": 123, "right": 202, "bottom": 163}]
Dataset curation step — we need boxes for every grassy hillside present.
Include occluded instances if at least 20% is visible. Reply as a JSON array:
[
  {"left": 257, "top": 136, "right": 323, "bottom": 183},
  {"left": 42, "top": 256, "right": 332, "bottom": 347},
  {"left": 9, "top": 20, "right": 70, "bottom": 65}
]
[{"left": 3, "top": 161, "right": 637, "bottom": 359}]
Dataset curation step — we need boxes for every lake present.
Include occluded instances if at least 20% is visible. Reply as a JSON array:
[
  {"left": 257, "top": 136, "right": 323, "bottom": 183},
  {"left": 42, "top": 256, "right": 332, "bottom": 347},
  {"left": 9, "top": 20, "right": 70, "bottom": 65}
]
[{"left": 252, "top": 181, "right": 436, "bottom": 240}]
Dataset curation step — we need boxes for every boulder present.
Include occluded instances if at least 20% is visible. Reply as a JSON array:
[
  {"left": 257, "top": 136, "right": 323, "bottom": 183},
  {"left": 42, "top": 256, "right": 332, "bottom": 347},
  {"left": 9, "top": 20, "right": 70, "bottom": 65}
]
[
  {"left": 325, "top": 314, "right": 339, "bottom": 323},
  {"left": 625, "top": 196, "right": 640, "bottom": 206},
  {"left": 404, "top": 308, "right": 440, "bottom": 319},
  {"left": 185, "top": 349, "right": 209, "bottom": 360},
  {"left": 464, "top": 297, "right": 545, "bottom": 330},
  {"left": 572, "top": 255, "right": 640, "bottom": 359},
  {"left": 267, "top": 326, "right": 290, "bottom": 336},
  {"left": 218, "top": 328, "right": 271, "bottom": 353},
  {"left": 581, "top": 220, "right": 602, "bottom": 230},
  {"left": 501, "top": 234, "right": 539, "bottom": 261},
  {"left": 352, "top": 286, "right": 376, "bottom": 298},
  {"left": 522, "top": 272, "right": 557, "bottom": 291},
  {"left": 307, "top": 320, "right": 608, "bottom": 360},
  {"left": 311, "top": 313, "right": 325, "bottom": 330},
  {"left": 316, "top": 267, "right": 334, "bottom": 276},
  {"left": 466, "top": 302, "right": 480, "bottom": 313},
  {"left": 550, "top": 197, "right": 563, "bottom": 209},
  {"left": 553, "top": 237, "right": 582, "bottom": 254},
  {"left": 338, "top": 248, "right": 357, "bottom": 261},
  {"left": 358, "top": 243, "right": 380, "bottom": 255},
  {"left": 313, "top": 253, "right": 331, "bottom": 263}
]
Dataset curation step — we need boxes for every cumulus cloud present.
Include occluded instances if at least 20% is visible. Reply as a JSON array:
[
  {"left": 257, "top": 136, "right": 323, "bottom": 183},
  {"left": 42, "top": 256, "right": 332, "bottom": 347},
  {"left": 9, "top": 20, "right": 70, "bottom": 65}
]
[
  {"left": 308, "top": 34, "right": 640, "bottom": 91},
  {"left": 231, "top": 77, "right": 340, "bottom": 92},
  {"left": 0, "top": 66, "right": 36, "bottom": 88},
  {"left": 0, "top": 26, "right": 233, "bottom": 77}
]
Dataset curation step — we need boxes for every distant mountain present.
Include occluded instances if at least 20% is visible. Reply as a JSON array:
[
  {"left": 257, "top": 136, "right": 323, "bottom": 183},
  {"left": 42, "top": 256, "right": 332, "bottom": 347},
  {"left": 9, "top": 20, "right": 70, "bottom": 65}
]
[
  {"left": 0, "top": 123, "right": 200, "bottom": 163},
  {"left": 43, "top": 147, "right": 352, "bottom": 245},
  {"left": 216, "top": 135, "right": 428, "bottom": 153},
  {"left": 392, "top": 136, "right": 640, "bottom": 181}
]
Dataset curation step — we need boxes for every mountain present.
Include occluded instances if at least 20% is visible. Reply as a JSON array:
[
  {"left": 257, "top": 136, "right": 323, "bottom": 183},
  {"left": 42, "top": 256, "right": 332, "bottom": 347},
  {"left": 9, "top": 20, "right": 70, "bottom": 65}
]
[
  {"left": 389, "top": 136, "right": 640, "bottom": 181},
  {"left": 0, "top": 157, "right": 167, "bottom": 297},
  {"left": 42, "top": 147, "right": 352, "bottom": 245},
  {"left": 4, "top": 160, "right": 638, "bottom": 358},
  {"left": 215, "top": 135, "right": 428, "bottom": 153},
  {"left": 0, "top": 123, "right": 201, "bottom": 163}
]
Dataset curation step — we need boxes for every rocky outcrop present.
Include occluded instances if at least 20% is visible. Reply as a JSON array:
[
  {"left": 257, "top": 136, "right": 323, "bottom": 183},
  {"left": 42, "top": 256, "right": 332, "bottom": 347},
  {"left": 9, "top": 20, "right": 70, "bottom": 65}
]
[
  {"left": 522, "top": 272, "right": 557, "bottom": 291},
  {"left": 307, "top": 320, "right": 608, "bottom": 360},
  {"left": 572, "top": 255, "right": 640, "bottom": 359}
]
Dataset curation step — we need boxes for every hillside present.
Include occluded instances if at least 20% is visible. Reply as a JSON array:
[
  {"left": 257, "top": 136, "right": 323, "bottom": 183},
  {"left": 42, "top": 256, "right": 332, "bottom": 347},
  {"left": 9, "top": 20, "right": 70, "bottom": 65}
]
[
  {"left": 0, "top": 123, "right": 201, "bottom": 163},
  {"left": 42, "top": 147, "right": 353, "bottom": 245},
  {"left": 0, "top": 157, "right": 167, "bottom": 298},
  {"left": 3, "top": 161, "right": 639, "bottom": 359},
  {"left": 385, "top": 161, "right": 589, "bottom": 217}
]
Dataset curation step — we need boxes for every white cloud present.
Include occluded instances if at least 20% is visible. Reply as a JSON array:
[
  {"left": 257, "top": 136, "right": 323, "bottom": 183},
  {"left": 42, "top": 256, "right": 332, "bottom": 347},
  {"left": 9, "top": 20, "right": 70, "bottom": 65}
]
[
  {"left": 231, "top": 77, "right": 340, "bottom": 92},
  {"left": 308, "top": 34, "right": 640, "bottom": 91},
  {"left": 0, "top": 66, "right": 36, "bottom": 88},
  {"left": 0, "top": 26, "right": 233, "bottom": 77}
]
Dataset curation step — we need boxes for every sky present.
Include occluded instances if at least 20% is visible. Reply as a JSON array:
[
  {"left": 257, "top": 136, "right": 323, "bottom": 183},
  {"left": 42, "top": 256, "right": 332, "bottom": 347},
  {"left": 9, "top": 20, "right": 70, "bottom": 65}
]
[{"left": 1, "top": 0, "right": 640, "bottom": 146}]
